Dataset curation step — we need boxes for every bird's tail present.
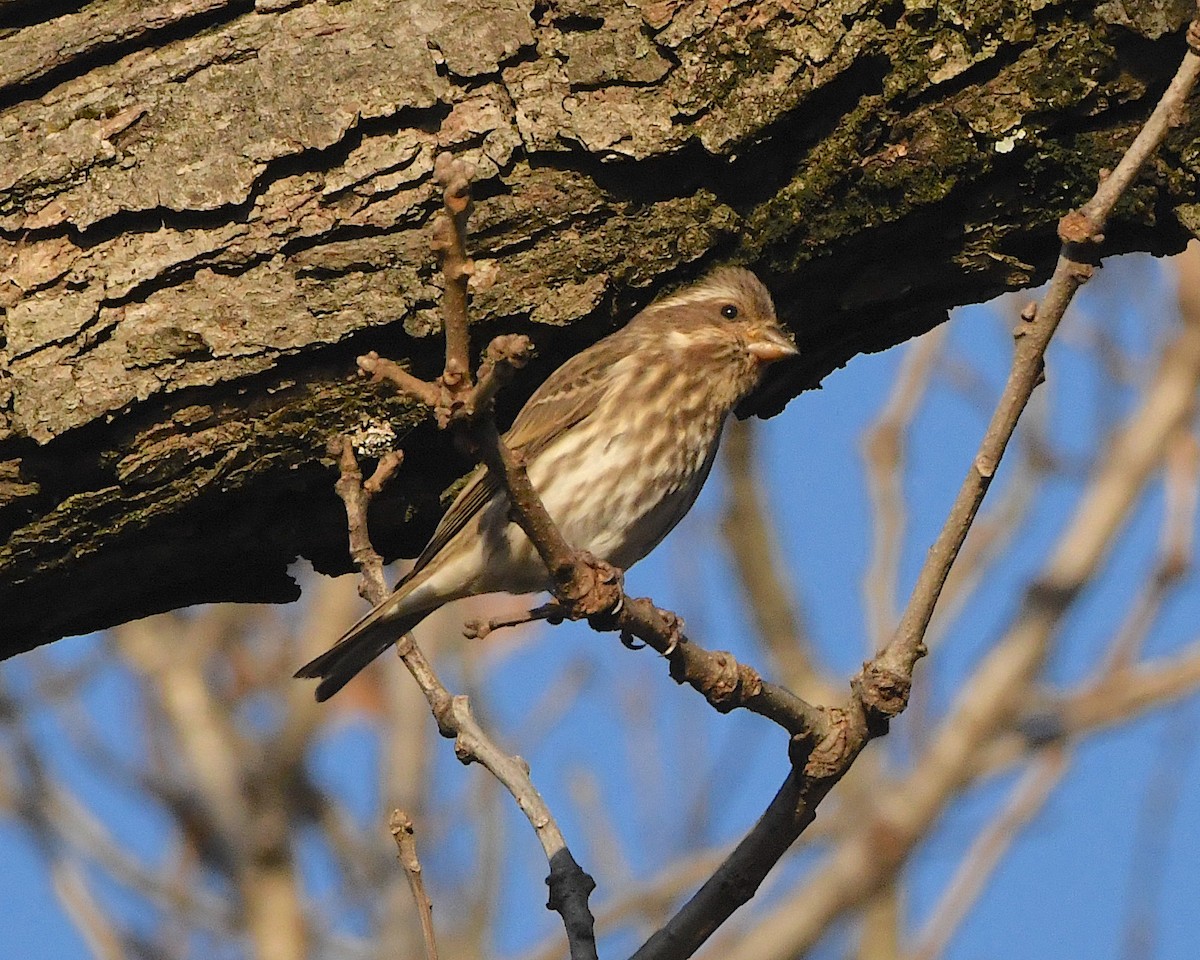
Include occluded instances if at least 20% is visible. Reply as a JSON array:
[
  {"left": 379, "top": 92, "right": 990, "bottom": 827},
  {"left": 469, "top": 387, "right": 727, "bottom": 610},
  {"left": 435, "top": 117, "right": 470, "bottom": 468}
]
[{"left": 294, "top": 590, "right": 434, "bottom": 702}]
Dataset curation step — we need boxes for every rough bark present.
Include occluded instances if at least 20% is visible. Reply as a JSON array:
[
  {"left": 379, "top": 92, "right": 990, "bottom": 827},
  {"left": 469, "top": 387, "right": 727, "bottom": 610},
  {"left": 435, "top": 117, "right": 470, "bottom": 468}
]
[{"left": 1, "top": 0, "right": 1197, "bottom": 656}]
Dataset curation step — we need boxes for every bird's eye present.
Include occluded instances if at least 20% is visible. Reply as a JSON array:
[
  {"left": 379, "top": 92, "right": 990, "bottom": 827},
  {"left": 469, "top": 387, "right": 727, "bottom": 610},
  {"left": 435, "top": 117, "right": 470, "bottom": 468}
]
[{"left": 720, "top": 304, "right": 739, "bottom": 319}]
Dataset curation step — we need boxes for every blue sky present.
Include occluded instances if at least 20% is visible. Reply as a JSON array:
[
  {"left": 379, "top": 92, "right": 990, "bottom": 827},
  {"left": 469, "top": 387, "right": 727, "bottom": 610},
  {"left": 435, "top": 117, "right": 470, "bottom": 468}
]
[{"left": 2, "top": 251, "right": 1197, "bottom": 959}]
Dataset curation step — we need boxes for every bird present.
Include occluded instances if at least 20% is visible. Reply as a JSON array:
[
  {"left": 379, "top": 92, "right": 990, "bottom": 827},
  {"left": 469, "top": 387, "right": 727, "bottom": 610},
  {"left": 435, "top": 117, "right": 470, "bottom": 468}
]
[{"left": 297, "top": 266, "right": 798, "bottom": 700}]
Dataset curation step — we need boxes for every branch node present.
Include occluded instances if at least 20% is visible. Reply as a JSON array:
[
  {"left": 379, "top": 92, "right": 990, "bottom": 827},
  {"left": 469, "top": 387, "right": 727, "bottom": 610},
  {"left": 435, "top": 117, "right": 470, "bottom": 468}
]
[
  {"left": 974, "top": 454, "right": 997, "bottom": 480},
  {"left": 804, "top": 707, "right": 852, "bottom": 778},
  {"left": 670, "top": 650, "right": 744, "bottom": 712},
  {"left": 443, "top": 356, "right": 468, "bottom": 385},
  {"left": 1057, "top": 209, "right": 1103, "bottom": 246},
  {"left": 856, "top": 661, "right": 912, "bottom": 723},
  {"left": 1070, "top": 262, "right": 1095, "bottom": 283}
]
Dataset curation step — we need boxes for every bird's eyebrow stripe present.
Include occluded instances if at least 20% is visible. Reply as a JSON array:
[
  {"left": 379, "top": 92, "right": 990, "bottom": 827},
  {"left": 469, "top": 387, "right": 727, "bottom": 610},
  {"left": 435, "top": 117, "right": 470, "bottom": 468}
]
[{"left": 644, "top": 285, "right": 743, "bottom": 311}]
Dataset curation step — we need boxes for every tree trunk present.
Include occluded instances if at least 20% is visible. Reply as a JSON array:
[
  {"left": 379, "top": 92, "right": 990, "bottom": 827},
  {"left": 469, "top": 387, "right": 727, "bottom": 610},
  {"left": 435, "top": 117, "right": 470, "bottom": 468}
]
[{"left": 1, "top": 0, "right": 1196, "bottom": 655}]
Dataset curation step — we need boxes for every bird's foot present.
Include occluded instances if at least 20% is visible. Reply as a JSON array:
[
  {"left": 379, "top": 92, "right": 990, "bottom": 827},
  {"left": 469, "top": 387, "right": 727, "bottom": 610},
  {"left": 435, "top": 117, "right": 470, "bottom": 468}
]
[{"left": 556, "top": 551, "right": 625, "bottom": 624}]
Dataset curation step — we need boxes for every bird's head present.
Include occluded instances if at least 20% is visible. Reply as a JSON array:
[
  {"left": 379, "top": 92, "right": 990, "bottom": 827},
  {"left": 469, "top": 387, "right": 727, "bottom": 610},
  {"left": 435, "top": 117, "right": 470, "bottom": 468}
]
[{"left": 636, "top": 266, "right": 798, "bottom": 401}]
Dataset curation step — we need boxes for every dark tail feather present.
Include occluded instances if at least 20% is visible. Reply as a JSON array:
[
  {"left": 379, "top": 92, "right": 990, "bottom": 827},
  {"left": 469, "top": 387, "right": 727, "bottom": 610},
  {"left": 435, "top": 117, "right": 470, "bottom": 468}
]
[{"left": 295, "top": 599, "right": 431, "bottom": 702}]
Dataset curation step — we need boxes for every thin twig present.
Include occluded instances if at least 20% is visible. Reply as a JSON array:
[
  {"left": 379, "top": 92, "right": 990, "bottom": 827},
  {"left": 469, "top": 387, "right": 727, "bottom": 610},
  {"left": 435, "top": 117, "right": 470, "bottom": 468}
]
[
  {"left": 869, "top": 14, "right": 1200, "bottom": 705},
  {"left": 357, "top": 352, "right": 443, "bottom": 410},
  {"left": 433, "top": 152, "right": 475, "bottom": 395},
  {"left": 331, "top": 437, "right": 402, "bottom": 601},
  {"left": 390, "top": 810, "right": 440, "bottom": 960},
  {"left": 1117, "top": 712, "right": 1200, "bottom": 960},
  {"left": 463, "top": 602, "right": 565, "bottom": 640}
]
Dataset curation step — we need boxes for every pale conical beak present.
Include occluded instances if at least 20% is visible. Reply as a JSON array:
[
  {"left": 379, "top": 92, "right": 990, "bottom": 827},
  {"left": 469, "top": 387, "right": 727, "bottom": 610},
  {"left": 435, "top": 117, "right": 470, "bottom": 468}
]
[{"left": 747, "top": 328, "right": 799, "bottom": 364}]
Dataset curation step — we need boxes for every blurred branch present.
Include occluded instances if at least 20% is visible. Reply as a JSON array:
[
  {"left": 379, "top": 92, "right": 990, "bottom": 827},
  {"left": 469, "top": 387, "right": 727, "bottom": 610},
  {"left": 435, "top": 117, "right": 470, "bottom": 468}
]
[
  {"left": 50, "top": 858, "right": 126, "bottom": 960},
  {"left": 906, "top": 747, "right": 1069, "bottom": 960},
  {"left": 862, "top": 326, "right": 948, "bottom": 652},
  {"left": 116, "top": 615, "right": 310, "bottom": 960},
  {"left": 1058, "top": 638, "right": 1200, "bottom": 735},
  {"left": 1118, "top": 709, "right": 1200, "bottom": 960},
  {"left": 858, "top": 882, "right": 904, "bottom": 960},
  {"left": 722, "top": 419, "right": 834, "bottom": 700},
  {"left": 115, "top": 615, "right": 248, "bottom": 864}
]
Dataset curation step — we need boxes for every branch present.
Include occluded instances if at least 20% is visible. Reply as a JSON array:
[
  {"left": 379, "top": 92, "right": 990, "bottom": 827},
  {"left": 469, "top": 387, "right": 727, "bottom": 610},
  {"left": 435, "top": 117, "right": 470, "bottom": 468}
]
[
  {"left": 432, "top": 152, "right": 475, "bottom": 395},
  {"left": 330, "top": 438, "right": 403, "bottom": 602},
  {"left": 906, "top": 748, "right": 1069, "bottom": 960},
  {"left": 713, "top": 242, "right": 1200, "bottom": 960},
  {"left": 390, "top": 810, "right": 439, "bottom": 960},
  {"left": 869, "top": 11, "right": 1200, "bottom": 709}
]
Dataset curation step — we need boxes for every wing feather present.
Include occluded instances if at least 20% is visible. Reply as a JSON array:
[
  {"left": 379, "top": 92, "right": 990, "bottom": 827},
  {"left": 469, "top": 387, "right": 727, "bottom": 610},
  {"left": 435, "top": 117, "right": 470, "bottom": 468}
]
[{"left": 408, "top": 328, "right": 630, "bottom": 576}]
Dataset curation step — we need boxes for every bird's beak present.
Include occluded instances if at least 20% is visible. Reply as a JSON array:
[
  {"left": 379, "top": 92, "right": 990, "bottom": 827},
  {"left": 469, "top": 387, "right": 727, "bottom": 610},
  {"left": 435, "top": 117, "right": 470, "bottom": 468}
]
[{"left": 747, "top": 327, "right": 799, "bottom": 364}]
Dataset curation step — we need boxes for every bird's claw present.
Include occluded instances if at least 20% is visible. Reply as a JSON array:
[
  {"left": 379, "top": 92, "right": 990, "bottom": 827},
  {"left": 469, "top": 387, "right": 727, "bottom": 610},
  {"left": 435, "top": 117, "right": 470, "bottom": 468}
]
[{"left": 620, "top": 631, "right": 646, "bottom": 650}]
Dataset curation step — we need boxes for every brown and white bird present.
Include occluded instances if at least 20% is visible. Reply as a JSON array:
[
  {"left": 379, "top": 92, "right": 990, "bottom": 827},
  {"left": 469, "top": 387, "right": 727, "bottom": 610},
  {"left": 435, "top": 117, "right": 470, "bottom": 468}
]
[{"left": 297, "top": 267, "right": 797, "bottom": 700}]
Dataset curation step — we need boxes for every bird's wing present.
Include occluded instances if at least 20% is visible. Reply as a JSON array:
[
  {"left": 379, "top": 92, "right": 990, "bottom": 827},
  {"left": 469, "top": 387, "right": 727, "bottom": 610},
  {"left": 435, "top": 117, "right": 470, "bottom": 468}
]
[
  {"left": 408, "top": 463, "right": 494, "bottom": 573},
  {"left": 504, "top": 336, "right": 623, "bottom": 457},
  {"left": 409, "top": 336, "right": 625, "bottom": 575}
]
